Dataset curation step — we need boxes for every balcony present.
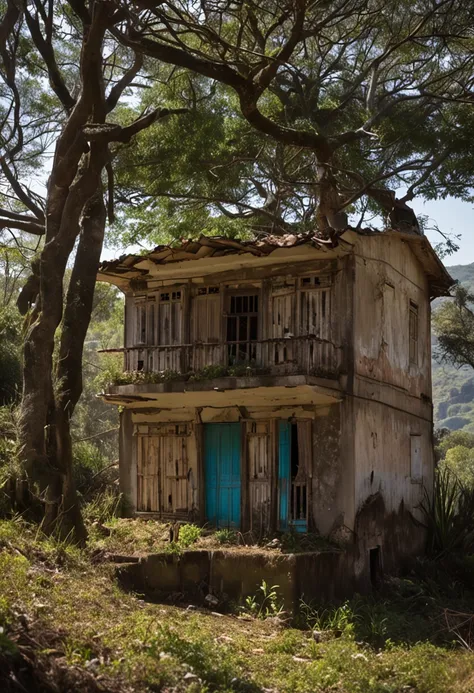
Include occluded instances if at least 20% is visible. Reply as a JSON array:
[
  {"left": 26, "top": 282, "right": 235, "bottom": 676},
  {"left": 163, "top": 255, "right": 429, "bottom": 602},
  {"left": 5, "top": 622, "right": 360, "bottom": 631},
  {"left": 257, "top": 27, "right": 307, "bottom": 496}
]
[{"left": 120, "top": 336, "right": 339, "bottom": 377}]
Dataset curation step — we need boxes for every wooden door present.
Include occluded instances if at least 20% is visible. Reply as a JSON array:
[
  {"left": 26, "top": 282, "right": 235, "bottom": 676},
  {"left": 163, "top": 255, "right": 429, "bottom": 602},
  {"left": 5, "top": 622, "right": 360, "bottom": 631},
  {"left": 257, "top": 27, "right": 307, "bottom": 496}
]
[{"left": 204, "top": 423, "right": 241, "bottom": 528}]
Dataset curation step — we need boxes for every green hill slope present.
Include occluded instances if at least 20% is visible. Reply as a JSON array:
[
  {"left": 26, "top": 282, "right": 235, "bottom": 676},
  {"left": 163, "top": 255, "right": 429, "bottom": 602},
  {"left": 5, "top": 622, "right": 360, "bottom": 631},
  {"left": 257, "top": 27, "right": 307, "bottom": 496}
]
[{"left": 433, "top": 262, "right": 474, "bottom": 431}]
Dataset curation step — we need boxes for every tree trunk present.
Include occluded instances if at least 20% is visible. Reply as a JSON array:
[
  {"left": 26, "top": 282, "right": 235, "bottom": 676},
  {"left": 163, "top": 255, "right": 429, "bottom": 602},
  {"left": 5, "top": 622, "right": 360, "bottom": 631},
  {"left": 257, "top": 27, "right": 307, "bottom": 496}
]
[
  {"left": 17, "top": 4, "right": 110, "bottom": 544},
  {"left": 52, "top": 192, "right": 106, "bottom": 542},
  {"left": 315, "top": 157, "right": 348, "bottom": 235}
]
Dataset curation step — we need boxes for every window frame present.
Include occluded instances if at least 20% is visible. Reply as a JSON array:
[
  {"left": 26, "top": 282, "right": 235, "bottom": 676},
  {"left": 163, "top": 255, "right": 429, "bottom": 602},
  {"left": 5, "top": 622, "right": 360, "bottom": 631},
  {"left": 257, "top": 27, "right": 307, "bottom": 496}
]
[{"left": 409, "top": 299, "right": 419, "bottom": 366}]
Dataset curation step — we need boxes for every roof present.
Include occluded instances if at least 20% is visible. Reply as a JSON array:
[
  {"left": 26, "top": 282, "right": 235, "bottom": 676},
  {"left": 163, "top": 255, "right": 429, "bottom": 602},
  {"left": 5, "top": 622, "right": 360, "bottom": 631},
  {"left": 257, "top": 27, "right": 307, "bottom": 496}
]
[{"left": 98, "top": 229, "right": 454, "bottom": 298}]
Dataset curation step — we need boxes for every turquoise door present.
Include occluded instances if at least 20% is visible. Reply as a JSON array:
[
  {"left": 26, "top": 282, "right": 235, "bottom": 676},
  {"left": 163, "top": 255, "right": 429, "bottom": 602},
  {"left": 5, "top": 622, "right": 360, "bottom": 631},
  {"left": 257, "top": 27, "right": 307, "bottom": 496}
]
[
  {"left": 278, "top": 421, "right": 291, "bottom": 531},
  {"left": 205, "top": 423, "right": 241, "bottom": 528}
]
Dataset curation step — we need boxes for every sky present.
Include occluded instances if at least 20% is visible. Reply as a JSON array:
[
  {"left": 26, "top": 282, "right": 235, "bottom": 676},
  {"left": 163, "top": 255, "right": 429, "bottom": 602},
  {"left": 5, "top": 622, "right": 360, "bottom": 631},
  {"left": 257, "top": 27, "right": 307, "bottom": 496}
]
[{"left": 412, "top": 197, "right": 474, "bottom": 267}]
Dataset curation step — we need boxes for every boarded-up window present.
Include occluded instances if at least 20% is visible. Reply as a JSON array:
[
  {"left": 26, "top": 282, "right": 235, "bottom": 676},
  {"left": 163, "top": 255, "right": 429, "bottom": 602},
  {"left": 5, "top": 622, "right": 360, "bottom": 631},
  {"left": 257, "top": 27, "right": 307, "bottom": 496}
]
[
  {"left": 271, "top": 283, "right": 295, "bottom": 364},
  {"left": 192, "top": 289, "right": 221, "bottom": 343},
  {"left": 191, "top": 288, "right": 222, "bottom": 369},
  {"left": 298, "top": 275, "right": 332, "bottom": 370},
  {"left": 158, "top": 290, "right": 183, "bottom": 346},
  {"left": 134, "top": 296, "right": 157, "bottom": 345},
  {"left": 410, "top": 435, "right": 422, "bottom": 482},
  {"left": 135, "top": 301, "right": 147, "bottom": 344},
  {"left": 298, "top": 276, "right": 331, "bottom": 337},
  {"left": 137, "top": 424, "right": 193, "bottom": 516},
  {"left": 409, "top": 300, "right": 418, "bottom": 365}
]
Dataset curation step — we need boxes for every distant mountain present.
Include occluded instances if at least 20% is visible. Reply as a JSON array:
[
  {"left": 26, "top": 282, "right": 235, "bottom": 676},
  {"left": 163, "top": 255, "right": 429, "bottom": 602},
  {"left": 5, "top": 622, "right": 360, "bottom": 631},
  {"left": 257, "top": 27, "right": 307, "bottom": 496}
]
[{"left": 432, "top": 262, "right": 474, "bottom": 432}]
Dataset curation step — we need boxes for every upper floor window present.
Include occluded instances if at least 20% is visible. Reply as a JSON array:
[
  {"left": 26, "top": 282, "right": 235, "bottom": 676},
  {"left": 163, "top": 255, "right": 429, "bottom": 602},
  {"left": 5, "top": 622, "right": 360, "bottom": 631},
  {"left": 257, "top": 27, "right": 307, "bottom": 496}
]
[
  {"left": 133, "top": 290, "right": 183, "bottom": 347},
  {"left": 226, "top": 293, "right": 259, "bottom": 363},
  {"left": 409, "top": 300, "right": 418, "bottom": 365},
  {"left": 135, "top": 298, "right": 152, "bottom": 345},
  {"left": 298, "top": 275, "right": 331, "bottom": 289}
]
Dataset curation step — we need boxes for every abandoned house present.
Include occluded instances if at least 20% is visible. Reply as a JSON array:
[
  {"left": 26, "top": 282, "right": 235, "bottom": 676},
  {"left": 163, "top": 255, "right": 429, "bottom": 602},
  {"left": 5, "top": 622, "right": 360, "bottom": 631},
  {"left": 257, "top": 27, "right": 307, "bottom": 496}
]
[{"left": 98, "top": 229, "right": 453, "bottom": 584}]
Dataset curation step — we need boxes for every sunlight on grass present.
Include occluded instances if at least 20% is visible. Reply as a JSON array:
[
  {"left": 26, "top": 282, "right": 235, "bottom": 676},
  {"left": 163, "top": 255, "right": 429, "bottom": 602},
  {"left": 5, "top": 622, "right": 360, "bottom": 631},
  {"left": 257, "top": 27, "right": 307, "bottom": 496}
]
[{"left": 1, "top": 517, "right": 474, "bottom": 692}]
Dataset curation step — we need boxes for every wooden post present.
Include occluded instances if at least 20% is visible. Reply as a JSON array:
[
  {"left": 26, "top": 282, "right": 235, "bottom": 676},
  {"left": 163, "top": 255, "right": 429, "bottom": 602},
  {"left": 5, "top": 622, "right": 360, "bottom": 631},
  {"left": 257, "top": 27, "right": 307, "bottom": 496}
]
[
  {"left": 240, "top": 420, "right": 249, "bottom": 533},
  {"left": 195, "top": 420, "right": 206, "bottom": 525}
]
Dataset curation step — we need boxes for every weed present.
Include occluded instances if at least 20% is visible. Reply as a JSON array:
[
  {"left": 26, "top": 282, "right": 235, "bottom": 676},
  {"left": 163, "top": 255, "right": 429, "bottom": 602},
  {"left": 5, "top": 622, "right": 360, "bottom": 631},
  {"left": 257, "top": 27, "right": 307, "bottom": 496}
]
[
  {"left": 215, "top": 528, "right": 238, "bottom": 545},
  {"left": 178, "top": 523, "right": 202, "bottom": 548},
  {"left": 83, "top": 489, "right": 123, "bottom": 525},
  {"left": 243, "top": 580, "right": 284, "bottom": 619}
]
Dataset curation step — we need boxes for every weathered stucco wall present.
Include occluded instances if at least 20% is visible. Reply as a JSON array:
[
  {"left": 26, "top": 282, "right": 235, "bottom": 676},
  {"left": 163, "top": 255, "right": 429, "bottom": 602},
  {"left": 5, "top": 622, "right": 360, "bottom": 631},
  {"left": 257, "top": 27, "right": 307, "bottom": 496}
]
[
  {"left": 311, "top": 403, "right": 351, "bottom": 536},
  {"left": 351, "top": 398, "right": 431, "bottom": 578},
  {"left": 352, "top": 234, "right": 431, "bottom": 400}
]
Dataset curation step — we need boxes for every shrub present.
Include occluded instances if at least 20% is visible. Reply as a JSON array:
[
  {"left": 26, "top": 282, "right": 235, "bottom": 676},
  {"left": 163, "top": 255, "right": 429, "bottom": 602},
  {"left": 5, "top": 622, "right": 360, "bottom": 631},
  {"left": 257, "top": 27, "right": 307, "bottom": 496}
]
[
  {"left": 72, "top": 441, "right": 111, "bottom": 496},
  {"left": 215, "top": 528, "right": 238, "bottom": 545},
  {"left": 82, "top": 489, "right": 124, "bottom": 524},
  {"left": 419, "top": 467, "right": 474, "bottom": 557},
  {"left": 176, "top": 523, "right": 202, "bottom": 547}
]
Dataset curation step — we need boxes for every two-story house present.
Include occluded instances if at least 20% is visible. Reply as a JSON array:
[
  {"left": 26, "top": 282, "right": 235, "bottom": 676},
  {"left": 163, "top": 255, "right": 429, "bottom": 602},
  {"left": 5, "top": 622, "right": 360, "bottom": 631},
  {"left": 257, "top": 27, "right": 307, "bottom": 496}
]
[{"left": 98, "top": 229, "right": 452, "bottom": 582}]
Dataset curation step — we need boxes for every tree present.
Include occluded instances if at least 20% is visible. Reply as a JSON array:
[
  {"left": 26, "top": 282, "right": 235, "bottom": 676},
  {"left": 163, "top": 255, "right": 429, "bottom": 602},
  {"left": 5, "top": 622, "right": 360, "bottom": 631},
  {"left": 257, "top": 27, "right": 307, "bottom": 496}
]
[
  {"left": 0, "top": 1, "right": 185, "bottom": 542},
  {"left": 433, "top": 286, "right": 474, "bottom": 371},
  {"left": 111, "top": 0, "right": 474, "bottom": 238}
]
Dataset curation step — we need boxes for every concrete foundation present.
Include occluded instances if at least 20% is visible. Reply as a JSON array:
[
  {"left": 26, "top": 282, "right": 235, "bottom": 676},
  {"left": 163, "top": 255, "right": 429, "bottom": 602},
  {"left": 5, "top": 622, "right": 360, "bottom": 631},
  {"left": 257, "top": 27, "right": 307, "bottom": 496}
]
[{"left": 116, "top": 548, "right": 357, "bottom": 612}]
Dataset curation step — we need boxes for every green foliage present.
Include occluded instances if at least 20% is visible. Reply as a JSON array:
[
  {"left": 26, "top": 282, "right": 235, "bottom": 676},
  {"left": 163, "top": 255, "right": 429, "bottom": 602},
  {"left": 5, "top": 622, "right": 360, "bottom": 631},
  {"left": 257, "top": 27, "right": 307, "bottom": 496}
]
[
  {"left": 1, "top": 517, "right": 474, "bottom": 692},
  {"left": 420, "top": 468, "right": 474, "bottom": 557},
  {"left": 242, "top": 580, "right": 284, "bottom": 619},
  {"left": 82, "top": 489, "right": 123, "bottom": 525},
  {"left": 177, "top": 523, "right": 202, "bottom": 548},
  {"left": 165, "top": 523, "right": 202, "bottom": 554},
  {"left": 100, "top": 363, "right": 266, "bottom": 388},
  {"left": 71, "top": 284, "right": 123, "bottom": 463},
  {"left": 440, "top": 446, "right": 474, "bottom": 489},
  {"left": 100, "top": 368, "right": 182, "bottom": 388},
  {"left": 433, "top": 263, "right": 474, "bottom": 433},
  {"left": 72, "top": 441, "right": 109, "bottom": 495},
  {"left": 433, "top": 285, "right": 474, "bottom": 371},
  {"left": 0, "top": 307, "right": 22, "bottom": 405},
  {"left": 215, "top": 528, "right": 238, "bottom": 545}
]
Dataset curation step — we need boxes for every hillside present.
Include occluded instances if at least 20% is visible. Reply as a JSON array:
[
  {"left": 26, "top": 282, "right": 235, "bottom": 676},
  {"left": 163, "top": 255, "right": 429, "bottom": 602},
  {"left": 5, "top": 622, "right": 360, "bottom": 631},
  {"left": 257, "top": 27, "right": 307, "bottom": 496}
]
[{"left": 433, "top": 262, "right": 474, "bottom": 431}]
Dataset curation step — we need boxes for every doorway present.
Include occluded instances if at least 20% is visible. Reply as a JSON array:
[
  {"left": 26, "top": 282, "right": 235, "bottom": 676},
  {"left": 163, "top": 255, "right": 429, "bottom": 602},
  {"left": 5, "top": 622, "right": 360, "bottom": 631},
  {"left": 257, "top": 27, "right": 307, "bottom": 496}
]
[
  {"left": 204, "top": 423, "right": 241, "bottom": 528},
  {"left": 278, "top": 421, "right": 308, "bottom": 532}
]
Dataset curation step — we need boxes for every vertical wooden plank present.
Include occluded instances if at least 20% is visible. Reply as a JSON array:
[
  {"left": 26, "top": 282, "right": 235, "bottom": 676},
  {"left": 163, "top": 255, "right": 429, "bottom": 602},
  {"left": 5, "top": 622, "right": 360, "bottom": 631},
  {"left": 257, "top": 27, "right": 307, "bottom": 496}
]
[
  {"left": 269, "top": 418, "right": 278, "bottom": 533},
  {"left": 240, "top": 420, "right": 249, "bottom": 533},
  {"left": 182, "top": 286, "right": 191, "bottom": 372},
  {"left": 196, "top": 422, "right": 205, "bottom": 524}
]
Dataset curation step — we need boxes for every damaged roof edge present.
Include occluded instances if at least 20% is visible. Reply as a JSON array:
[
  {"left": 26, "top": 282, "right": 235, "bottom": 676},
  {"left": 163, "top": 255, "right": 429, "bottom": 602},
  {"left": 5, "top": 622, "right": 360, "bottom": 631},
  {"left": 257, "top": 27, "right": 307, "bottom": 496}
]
[{"left": 98, "top": 228, "right": 455, "bottom": 298}]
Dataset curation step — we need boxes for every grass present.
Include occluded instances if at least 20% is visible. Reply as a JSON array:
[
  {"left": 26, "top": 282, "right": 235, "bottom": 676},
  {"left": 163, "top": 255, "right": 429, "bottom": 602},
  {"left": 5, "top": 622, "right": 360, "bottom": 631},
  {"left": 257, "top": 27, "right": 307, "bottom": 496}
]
[
  {"left": 86, "top": 516, "right": 338, "bottom": 557},
  {"left": 2, "top": 517, "right": 474, "bottom": 692}
]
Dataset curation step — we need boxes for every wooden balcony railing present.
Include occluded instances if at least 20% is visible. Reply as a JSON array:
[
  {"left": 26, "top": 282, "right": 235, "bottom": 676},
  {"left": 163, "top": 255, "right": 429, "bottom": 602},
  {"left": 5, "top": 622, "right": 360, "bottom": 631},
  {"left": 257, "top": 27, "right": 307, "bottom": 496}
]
[{"left": 101, "top": 336, "right": 341, "bottom": 380}]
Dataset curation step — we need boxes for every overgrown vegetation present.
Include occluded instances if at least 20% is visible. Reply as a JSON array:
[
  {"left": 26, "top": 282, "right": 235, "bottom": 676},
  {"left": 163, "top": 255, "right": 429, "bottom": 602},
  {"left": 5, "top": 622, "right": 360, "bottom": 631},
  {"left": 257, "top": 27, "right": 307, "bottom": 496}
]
[
  {"left": 100, "top": 362, "right": 268, "bottom": 389},
  {"left": 2, "top": 517, "right": 474, "bottom": 692}
]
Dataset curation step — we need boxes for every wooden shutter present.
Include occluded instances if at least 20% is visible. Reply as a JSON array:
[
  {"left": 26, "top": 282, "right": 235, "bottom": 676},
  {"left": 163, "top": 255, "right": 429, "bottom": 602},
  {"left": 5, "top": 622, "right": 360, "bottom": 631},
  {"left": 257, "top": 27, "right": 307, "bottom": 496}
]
[
  {"left": 298, "top": 275, "right": 332, "bottom": 370},
  {"left": 271, "top": 282, "right": 295, "bottom": 365},
  {"left": 156, "top": 289, "right": 184, "bottom": 370},
  {"left": 137, "top": 425, "right": 193, "bottom": 517},
  {"left": 191, "top": 288, "right": 222, "bottom": 369},
  {"left": 247, "top": 421, "right": 272, "bottom": 535}
]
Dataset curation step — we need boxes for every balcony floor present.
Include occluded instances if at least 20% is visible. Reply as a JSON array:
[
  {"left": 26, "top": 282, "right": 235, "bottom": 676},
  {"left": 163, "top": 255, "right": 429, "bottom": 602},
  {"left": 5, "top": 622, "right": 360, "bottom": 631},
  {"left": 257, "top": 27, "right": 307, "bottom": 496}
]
[{"left": 100, "top": 374, "right": 343, "bottom": 408}]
